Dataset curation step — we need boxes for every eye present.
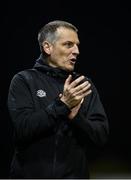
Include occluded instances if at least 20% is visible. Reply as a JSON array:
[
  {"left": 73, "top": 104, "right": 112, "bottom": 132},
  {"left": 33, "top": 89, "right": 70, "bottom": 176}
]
[{"left": 64, "top": 42, "right": 74, "bottom": 48}]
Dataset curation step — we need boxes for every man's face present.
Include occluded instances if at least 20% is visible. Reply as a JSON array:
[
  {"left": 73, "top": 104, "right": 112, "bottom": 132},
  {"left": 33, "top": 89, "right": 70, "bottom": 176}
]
[{"left": 46, "top": 27, "right": 80, "bottom": 72}]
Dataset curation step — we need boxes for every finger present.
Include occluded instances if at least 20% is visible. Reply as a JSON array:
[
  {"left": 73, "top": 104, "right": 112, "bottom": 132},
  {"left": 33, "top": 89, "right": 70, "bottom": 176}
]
[
  {"left": 70, "top": 75, "right": 85, "bottom": 88},
  {"left": 64, "top": 74, "right": 72, "bottom": 86},
  {"left": 74, "top": 81, "right": 90, "bottom": 92},
  {"left": 75, "top": 89, "right": 92, "bottom": 100},
  {"left": 74, "top": 82, "right": 91, "bottom": 96},
  {"left": 80, "top": 98, "right": 84, "bottom": 104},
  {"left": 82, "top": 89, "right": 92, "bottom": 97}
]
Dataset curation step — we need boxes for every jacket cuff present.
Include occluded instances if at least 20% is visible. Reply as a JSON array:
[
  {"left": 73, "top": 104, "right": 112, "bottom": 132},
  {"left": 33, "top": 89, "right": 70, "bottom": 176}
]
[{"left": 45, "top": 97, "right": 71, "bottom": 119}]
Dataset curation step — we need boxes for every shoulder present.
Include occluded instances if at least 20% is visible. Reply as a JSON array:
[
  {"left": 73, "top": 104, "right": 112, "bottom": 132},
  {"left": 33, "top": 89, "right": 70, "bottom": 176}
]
[
  {"left": 9, "top": 69, "right": 35, "bottom": 88},
  {"left": 9, "top": 69, "right": 39, "bottom": 90},
  {"left": 12, "top": 69, "right": 38, "bottom": 81},
  {"left": 84, "top": 75, "right": 99, "bottom": 94},
  {"left": 84, "top": 74, "right": 93, "bottom": 86},
  {"left": 18, "top": 68, "right": 37, "bottom": 77}
]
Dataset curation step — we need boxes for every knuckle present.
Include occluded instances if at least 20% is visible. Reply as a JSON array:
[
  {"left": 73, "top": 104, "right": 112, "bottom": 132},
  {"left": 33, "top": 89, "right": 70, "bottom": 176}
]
[{"left": 75, "top": 96, "right": 80, "bottom": 101}]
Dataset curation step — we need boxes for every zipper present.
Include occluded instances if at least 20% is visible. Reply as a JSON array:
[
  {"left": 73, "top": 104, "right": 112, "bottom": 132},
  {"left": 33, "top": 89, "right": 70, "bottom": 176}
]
[
  {"left": 52, "top": 133, "right": 59, "bottom": 177},
  {"left": 52, "top": 126, "right": 63, "bottom": 177}
]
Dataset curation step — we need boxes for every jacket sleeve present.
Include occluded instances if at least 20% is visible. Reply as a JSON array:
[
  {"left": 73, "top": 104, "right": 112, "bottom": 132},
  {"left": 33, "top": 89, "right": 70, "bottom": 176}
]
[
  {"left": 7, "top": 73, "right": 70, "bottom": 144},
  {"left": 71, "top": 81, "right": 109, "bottom": 146}
]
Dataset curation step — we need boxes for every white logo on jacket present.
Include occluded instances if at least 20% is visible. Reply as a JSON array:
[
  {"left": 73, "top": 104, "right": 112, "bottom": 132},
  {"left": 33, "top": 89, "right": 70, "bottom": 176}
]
[{"left": 36, "top": 90, "right": 46, "bottom": 97}]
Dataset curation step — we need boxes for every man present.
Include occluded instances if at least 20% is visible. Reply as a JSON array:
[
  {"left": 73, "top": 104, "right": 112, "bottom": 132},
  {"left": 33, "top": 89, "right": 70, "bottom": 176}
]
[{"left": 8, "top": 20, "right": 109, "bottom": 178}]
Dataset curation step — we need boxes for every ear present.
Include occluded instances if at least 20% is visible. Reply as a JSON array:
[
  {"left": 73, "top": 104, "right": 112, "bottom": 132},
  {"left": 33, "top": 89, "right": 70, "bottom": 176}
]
[{"left": 42, "top": 41, "right": 52, "bottom": 55}]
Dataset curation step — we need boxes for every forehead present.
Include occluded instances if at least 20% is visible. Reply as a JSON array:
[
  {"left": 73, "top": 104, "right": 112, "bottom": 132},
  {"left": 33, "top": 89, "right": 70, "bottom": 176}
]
[{"left": 56, "top": 27, "right": 79, "bottom": 43}]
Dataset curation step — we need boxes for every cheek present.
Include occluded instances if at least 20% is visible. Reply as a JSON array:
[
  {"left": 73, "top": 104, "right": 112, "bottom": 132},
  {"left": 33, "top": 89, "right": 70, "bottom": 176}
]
[
  {"left": 55, "top": 52, "right": 67, "bottom": 62},
  {"left": 52, "top": 49, "right": 70, "bottom": 64}
]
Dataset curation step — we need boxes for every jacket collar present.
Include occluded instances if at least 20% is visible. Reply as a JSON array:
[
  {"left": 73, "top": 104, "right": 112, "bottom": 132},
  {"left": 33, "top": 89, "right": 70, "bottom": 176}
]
[{"left": 33, "top": 54, "right": 79, "bottom": 80}]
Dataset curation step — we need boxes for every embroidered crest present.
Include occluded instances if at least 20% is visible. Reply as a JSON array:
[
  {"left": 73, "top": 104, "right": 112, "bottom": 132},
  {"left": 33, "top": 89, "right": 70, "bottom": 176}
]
[{"left": 36, "top": 89, "right": 46, "bottom": 97}]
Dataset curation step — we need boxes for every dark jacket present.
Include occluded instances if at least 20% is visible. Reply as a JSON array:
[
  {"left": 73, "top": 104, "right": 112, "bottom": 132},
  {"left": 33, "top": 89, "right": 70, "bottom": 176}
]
[{"left": 8, "top": 55, "right": 109, "bottom": 178}]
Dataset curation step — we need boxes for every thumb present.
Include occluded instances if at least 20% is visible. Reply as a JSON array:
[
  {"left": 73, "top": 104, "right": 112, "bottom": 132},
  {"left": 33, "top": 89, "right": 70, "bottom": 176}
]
[
  {"left": 59, "top": 93, "right": 62, "bottom": 98},
  {"left": 80, "top": 98, "right": 84, "bottom": 104}
]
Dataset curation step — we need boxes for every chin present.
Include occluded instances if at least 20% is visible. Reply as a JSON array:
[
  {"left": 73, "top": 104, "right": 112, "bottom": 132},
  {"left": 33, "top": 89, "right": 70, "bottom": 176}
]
[
  {"left": 66, "top": 65, "right": 75, "bottom": 72},
  {"left": 61, "top": 65, "right": 75, "bottom": 72},
  {"left": 66, "top": 68, "right": 74, "bottom": 72}
]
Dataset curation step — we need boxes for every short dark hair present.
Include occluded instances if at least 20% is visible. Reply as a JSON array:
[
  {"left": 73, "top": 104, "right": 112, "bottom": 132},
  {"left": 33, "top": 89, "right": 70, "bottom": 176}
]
[{"left": 38, "top": 20, "right": 78, "bottom": 53}]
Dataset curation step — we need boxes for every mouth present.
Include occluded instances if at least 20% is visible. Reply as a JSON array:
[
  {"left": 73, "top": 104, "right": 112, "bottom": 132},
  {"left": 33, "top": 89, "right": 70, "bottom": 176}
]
[{"left": 70, "top": 58, "right": 77, "bottom": 64}]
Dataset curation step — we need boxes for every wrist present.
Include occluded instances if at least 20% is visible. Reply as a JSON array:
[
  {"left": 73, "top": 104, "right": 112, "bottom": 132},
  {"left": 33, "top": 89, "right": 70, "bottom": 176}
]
[{"left": 60, "top": 97, "right": 72, "bottom": 109}]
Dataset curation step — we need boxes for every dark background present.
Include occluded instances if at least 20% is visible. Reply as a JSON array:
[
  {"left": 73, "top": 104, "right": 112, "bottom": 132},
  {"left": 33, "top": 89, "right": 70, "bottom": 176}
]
[{"left": 1, "top": 1, "right": 131, "bottom": 178}]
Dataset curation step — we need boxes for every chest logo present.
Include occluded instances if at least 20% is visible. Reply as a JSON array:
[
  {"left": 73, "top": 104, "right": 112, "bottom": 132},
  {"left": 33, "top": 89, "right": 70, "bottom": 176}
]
[{"left": 36, "top": 89, "right": 46, "bottom": 97}]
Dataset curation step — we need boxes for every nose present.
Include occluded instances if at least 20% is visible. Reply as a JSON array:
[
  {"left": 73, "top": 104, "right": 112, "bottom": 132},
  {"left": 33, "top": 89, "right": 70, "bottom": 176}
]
[{"left": 72, "top": 44, "right": 79, "bottom": 55}]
